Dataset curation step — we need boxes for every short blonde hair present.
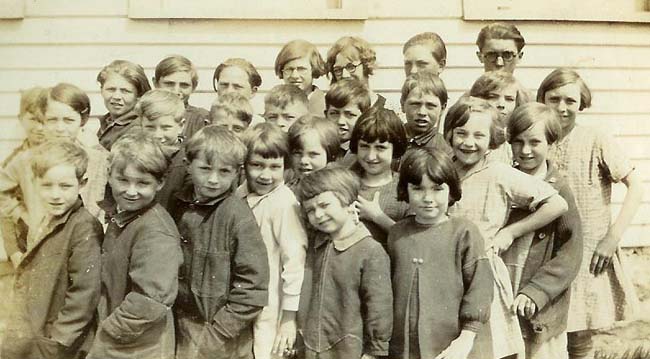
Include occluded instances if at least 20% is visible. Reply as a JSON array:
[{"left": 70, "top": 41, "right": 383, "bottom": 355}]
[
  {"left": 185, "top": 125, "right": 247, "bottom": 168},
  {"left": 31, "top": 139, "right": 88, "bottom": 180},
  {"left": 136, "top": 89, "right": 185, "bottom": 123},
  {"left": 210, "top": 93, "right": 254, "bottom": 125},
  {"left": 97, "top": 60, "right": 151, "bottom": 98},
  {"left": 109, "top": 130, "right": 170, "bottom": 181}
]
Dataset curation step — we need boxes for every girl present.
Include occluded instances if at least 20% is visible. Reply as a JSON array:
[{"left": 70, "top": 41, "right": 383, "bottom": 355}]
[
  {"left": 286, "top": 115, "right": 340, "bottom": 193},
  {"left": 275, "top": 39, "right": 328, "bottom": 115},
  {"left": 388, "top": 147, "right": 493, "bottom": 359},
  {"left": 96, "top": 60, "right": 151, "bottom": 150},
  {"left": 349, "top": 107, "right": 409, "bottom": 249},
  {"left": 538, "top": 68, "right": 643, "bottom": 359},
  {"left": 469, "top": 71, "right": 530, "bottom": 164},
  {"left": 443, "top": 96, "right": 568, "bottom": 359}
]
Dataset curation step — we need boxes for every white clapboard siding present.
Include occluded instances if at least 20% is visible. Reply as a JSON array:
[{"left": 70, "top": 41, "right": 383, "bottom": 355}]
[{"left": 1, "top": 0, "right": 649, "bottom": 246}]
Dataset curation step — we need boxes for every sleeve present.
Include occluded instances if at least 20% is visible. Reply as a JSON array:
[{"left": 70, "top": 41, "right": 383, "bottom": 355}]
[
  {"left": 100, "top": 229, "right": 182, "bottom": 343},
  {"left": 79, "top": 147, "right": 108, "bottom": 220},
  {"left": 500, "top": 166, "right": 557, "bottom": 211},
  {"left": 0, "top": 154, "right": 27, "bottom": 223},
  {"left": 519, "top": 183, "right": 583, "bottom": 310},
  {"left": 212, "top": 208, "right": 269, "bottom": 339},
  {"left": 50, "top": 215, "right": 103, "bottom": 347},
  {"left": 361, "top": 243, "right": 393, "bottom": 356},
  {"left": 459, "top": 224, "right": 494, "bottom": 332},
  {"left": 273, "top": 197, "right": 307, "bottom": 311},
  {"left": 596, "top": 130, "right": 634, "bottom": 183}
]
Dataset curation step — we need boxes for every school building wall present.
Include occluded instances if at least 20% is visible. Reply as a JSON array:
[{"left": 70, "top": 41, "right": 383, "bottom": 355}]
[{"left": 0, "top": 0, "right": 648, "bottom": 246}]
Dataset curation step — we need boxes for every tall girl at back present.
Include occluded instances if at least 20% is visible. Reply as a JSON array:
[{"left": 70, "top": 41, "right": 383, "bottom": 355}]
[
  {"left": 444, "top": 96, "right": 568, "bottom": 359},
  {"left": 349, "top": 107, "right": 409, "bottom": 249},
  {"left": 538, "top": 68, "right": 643, "bottom": 359}
]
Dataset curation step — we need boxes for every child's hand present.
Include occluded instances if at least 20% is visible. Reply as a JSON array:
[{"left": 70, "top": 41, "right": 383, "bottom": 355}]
[
  {"left": 590, "top": 231, "right": 619, "bottom": 276},
  {"left": 272, "top": 312, "right": 297, "bottom": 357},
  {"left": 355, "top": 192, "right": 383, "bottom": 222},
  {"left": 492, "top": 228, "right": 515, "bottom": 255},
  {"left": 434, "top": 330, "right": 476, "bottom": 359},
  {"left": 512, "top": 294, "right": 537, "bottom": 319},
  {"left": 360, "top": 354, "right": 377, "bottom": 359}
]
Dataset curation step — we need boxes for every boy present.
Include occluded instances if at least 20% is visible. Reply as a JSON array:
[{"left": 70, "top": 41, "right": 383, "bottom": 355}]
[
  {"left": 475, "top": 22, "right": 526, "bottom": 74},
  {"left": 400, "top": 71, "right": 453, "bottom": 157},
  {"left": 324, "top": 78, "right": 370, "bottom": 166},
  {"left": 153, "top": 55, "right": 210, "bottom": 139},
  {"left": 212, "top": 58, "right": 265, "bottom": 126},
  {"left": 137, "top": 89, "right": 188, "bottom": 210},
  {"left": 295, "top": 168, "right": 392, "bottom": 359},
  {"left": 170, "top": 125, "right": 269, "bottom": 358},
  {"left": 1, "top": 140, "right": 102, "bottom": 359},
  {"left": 87, "top": 131, "right": 182, "bottom": 359},
  {"left": 236, "top": 123, "right": 308, "bottom": 359},
  {"left": 403, "top": 32, "right": 447, "bottom": 76},
  {"left": 264, "top": 84, "right": 309, "bottom": 131},
  {"left": 209, "top": 92, "right": 254, "bottom": 136}
]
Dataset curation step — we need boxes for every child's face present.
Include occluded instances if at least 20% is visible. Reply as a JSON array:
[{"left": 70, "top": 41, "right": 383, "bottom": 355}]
[
  {"left": 357, "top": 139, "right": 393, "bottom": 177},
  {"left": 156, "top": 71, "right": 193, "bottom": 104},
  {"left": 511, "top": 122, "right": 549, "bottom": 174},
  {"left": 189, "top": 152, "right": 239, "bottom": 202},
  {"left": 485, "top": 84, "right": 517, "bottom": 125},
  {"left": 451, "top": 112, "right": 492, "bottom": 169},
  {"left": 216, "top": 66, "right": 256, "bottom": 99},
  {"left": 142, "top": 115, "right": 185, "bottom": 145},
  {"left": 302, "top": 191, "right": 354, "bottom": 237},
  {"left": 543, "top": 83, "right": 580, "bottom": 133},
  {"left": 37, "top": 163, "right": 82, "bottom": 217},
  {"left": 101, "top": 74, "right": 138, "bottom": 118},
  {"left": 403, "top": 90, "right": 443, "bottom": 136},
  {"left": 478, "top": 39, "right": 520, "bottom": 73},
  {"left": 264, "top": 102, "right": 308, "bottom": 131},
  {"left": 282, "top": 57, "right": 314, "bottom": 93},
  {"left": 212, "top": 110, "right": 248, "bottom": 136},
  {"left": 245, "top": 154, "right": 284, "bottom": 196},
  {"left": 325, "top": 103, "right": 363, "bottom": 142},
  {"left": 291, "top": 130, "right": 328, "bottom": 177},
  {"left": 19, "top": 112, "right": 46, "bottom": 146},
  {"left": 109, "top": 163, "right": 163, "bottom": 212},
  {"left": 44, "top": 99, "right": 83, "bottom": 140},
  {"left": 403, "top": 45, "right": 443, "bottom": 76},
  {"left": 407, "top": 175, "right": 449, "bottom": 225},
  {"left": 333, "top": 48, "right": 367, "bottom": 84}
]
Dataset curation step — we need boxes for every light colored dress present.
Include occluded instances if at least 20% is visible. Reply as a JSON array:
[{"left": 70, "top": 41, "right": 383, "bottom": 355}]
[{"left": 547, "top": 125, "right": 639, "bottom": 331}]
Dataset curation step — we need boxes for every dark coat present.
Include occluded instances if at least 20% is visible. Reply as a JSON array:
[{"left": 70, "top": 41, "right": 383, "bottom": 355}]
[
  {"left": 2, "top": 199, "right": 102, "bottom": 359},
  {"left": 97, "top": 110, "right": 139, "bottom": 151}
]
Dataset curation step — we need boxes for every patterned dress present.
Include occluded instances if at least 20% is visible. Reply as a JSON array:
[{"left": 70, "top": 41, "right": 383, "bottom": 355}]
[{"left": 547, "top": 125, "right": 639, "bottom": 332}]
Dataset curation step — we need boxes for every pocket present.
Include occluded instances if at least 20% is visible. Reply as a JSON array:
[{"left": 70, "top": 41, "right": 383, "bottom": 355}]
[{"left": 190, "top": 250, "right": 230, "bottom": 299}]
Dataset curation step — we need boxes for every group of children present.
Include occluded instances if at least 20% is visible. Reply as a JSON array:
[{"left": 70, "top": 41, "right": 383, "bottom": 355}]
[{"left": 0, "top": 21, "right": 643, "bottom": 359}]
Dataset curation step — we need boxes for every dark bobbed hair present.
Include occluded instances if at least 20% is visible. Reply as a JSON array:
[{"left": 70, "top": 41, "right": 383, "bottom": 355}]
[
  {"left": 536, "top": 68, "right": 592, "bottom": 111},
  {"left": 46, "top": 83, "right": 91, "bottom": 125},
  {"left": 396, "top": 147, "right": 461, "bottom": 206},
  {"left": 349, "top": 106, "right": 408, "bottom": 159}
]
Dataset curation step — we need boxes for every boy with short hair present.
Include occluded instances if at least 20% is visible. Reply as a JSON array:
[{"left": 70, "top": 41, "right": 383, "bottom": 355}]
[
  {"left": 87, "top": 131, "right": 182, "bottom": 359},
  {"left": 403, "top": 32, "right": 447, "bottom": 76},
  {"left": 264, "top": 84, "right": 309, "bottom": 131},
  {"left": 170, "top": 125, "right": 269, "bottom": 358},
  {"left": 1, "top": 140, "right": 102, "bottom": 359},
  {"left": 295, "top": 167, "right": 392, "bottom": 359},
  {"left": 209, "top": 92, "right": 254, "bottom": 136},
  {"left": 475, "top": 22, "right": 526, "bottom": 73}
]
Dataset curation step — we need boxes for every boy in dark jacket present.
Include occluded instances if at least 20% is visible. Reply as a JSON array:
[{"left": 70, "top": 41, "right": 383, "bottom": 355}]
[
  {"left": 169, "top": 125, "right": 269, "bottom": 359},
  {"left": 1, "top": 140, "right": 102, "bottom": 359}
]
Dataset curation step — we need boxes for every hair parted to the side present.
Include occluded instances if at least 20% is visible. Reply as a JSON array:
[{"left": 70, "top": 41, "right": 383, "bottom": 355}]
[
  {"left": 536, "top": 68, "right": 592, "bottom": 111},
  {"left": 400, "top": 71, "right": 449, "bottom": 109},
  {"left": 154, "top": 55, "right": 199, "bottom": 90},
  {"left": 443, "top": 96, "right": 502, "bottom": 150},
  {"left": 185, "top": 125, "right": 247, "bottom": 168},
  {"left": 97, "top": 60, "right": 151, "bottom": 98},
  {"left": 45, "top": 83, "right": 92, "bottom": 125},
  {"left": 507, "top": 102, "right": 563, "bottom": 145},
  {"left": 209, "top": 92, "right": 254, "bottom": 125},
  {"left": 109, "top": 130, "right": 170, "bottom": 181},
  {"left": 288, "top": 114, "right": 340, "bottom": 163},
  {"left": 469, "top": 71, "right": 531, "bottom": 107},
  {"left": 19, "top": 86, "right": 47, "bottom": 119},
  {"left": 326, "top": 36, "right": 377, "bottom": 83},
  {"left": 275, "top": 39, "right": 327, "bottom": 79},
  {"left": 265, "top": 84, "right": 309, "bottom": 109},
  {"left": 397, "top": 147, "right": 461, "bottom": 205},
  {"left": 242, "top": 122, "right": 290, "bottom": 164},
  {"left": 31, "top": 139, "right": 89, "bottom": 180},
  {"left": 350, "top": 106, "right": 408, "bottom": 159},
  {"left": 403, "top": 32, "right": 447, "bottom": 66},
  {"left": 325, "top": 78, "right": 371, "bottom": 113},
  {"left": 476, "top": 22, "right": 526, "bottom": 52},
  {"left": 136, "top": 89, "right": 185, "bottom": 123},
  {"left": 212, "top": 58, "right": 262, "bottom": 92},
  {"left": 296, "top": 167, "right": 360, "bottom": 206}
]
